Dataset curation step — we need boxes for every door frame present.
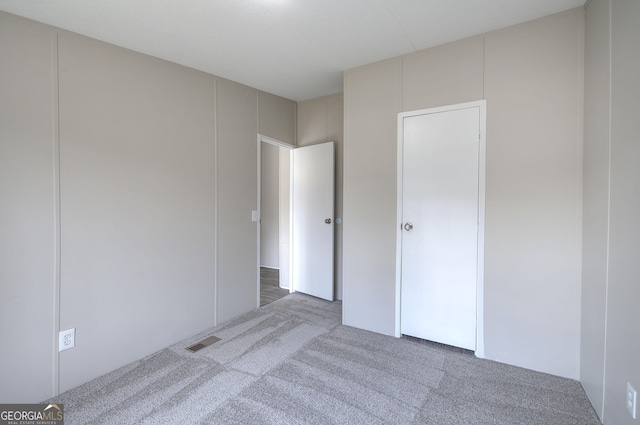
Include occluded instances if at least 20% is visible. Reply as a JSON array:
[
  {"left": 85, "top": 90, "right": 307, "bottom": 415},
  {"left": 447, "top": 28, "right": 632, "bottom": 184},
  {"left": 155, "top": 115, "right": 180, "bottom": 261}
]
[
  {"left": 394, "top": 100, "right": 487, "bottom": 357},
  {"left": 257, "top": 134, "right": 295, "bottom": 308}
]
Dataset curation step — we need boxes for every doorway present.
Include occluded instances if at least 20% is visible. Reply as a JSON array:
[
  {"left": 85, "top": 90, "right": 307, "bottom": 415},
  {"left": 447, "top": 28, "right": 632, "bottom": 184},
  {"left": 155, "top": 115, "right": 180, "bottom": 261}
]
[
  {"left": 258, "top": 136, "right": 293, "bottom": 307},
  {"left": 257, "top": 136, "right": 336, "bottom": 307},
  {"left": 395, "top": 101, "right": 486, "bottom": 355}
]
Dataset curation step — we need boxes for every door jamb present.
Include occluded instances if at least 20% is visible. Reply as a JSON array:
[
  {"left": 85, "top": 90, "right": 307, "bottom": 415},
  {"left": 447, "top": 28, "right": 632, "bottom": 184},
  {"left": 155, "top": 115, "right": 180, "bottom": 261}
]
[
  {"left": 394, "top": 100, "right": 486, "bottom": 358},
  {"left": 257, "top": 135, "right": 295, "bottom": 308}
]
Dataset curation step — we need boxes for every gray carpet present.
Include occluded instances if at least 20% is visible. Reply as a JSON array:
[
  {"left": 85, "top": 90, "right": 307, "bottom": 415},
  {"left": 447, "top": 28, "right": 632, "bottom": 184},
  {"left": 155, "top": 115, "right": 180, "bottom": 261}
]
[{"left": 48, "top": 293, "right": 600, "bottom": 424}]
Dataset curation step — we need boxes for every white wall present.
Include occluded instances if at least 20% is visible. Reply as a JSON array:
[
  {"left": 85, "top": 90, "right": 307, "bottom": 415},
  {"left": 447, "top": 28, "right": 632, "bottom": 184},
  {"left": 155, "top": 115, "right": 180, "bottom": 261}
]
[
  {"left": 482, "top": 8, "right": 584, "bottom": 380},
  {"left": 0, "top": 10, "right": 295, "bottom": 401},
  {"left": 605, "top": 1, "right": 640, "bottom": 422},
  {"left": 343, "top": 8, "right": 584, "bottom": 379},
  {"left": 259, "top": 92, "right": 296, "bottom": 146},
  {"left": 278, "top": 147, "right": 291, "bottom": 289},
  {"left": 343, "top": 59, "right": 401, "bottom": 331},
  {"left": 297, "top": 94, "right": 344, "bottom": 299},
  {"left": 260, "top": 142, "right": 280, "bottom": 268},
  {"left": 604, "top": 2, "right": 640, "bottom": 421},
  {"left": 581, "top": 0, "right": 610, "bottom": 418},
  {"left": 582, "top": 1, "right": 640, "bottom": 424},
  {"left": 215, "top": 78, "right": 260, "bottom": 325},
  {"left": 57, "top": 32, "right": 218, "bottom": 393},
  {"left": 0, "top": 15, "right": 57, "bottom": 403},
  {"left": 403, "top": 37, "right": 484, "bottom": 111}
]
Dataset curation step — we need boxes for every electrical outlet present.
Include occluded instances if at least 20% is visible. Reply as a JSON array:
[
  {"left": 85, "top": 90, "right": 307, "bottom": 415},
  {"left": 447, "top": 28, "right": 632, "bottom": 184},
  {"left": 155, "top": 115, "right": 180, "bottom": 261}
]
[
  {"left": 628, "top": 382, "right": 637, "bottom": 419},
  {"left": 59, "top": 328, "right": 75, "bottom": 352}
]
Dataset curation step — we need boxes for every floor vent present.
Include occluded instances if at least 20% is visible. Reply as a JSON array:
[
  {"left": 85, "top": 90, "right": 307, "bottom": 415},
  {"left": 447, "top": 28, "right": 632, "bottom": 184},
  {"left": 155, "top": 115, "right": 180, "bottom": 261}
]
[{"left": 186, "top": 335, "right": 221, "bottom": 352}]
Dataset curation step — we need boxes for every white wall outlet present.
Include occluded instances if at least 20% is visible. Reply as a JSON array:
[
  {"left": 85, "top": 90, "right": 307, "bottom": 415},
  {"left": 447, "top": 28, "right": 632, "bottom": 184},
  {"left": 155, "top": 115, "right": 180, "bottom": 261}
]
[
  {"left": 628, "top": 382, "right": 637, "bottom": 419},
  {"left": 59, "top": 328, "right": 75, "bottom": 352},
  {"left": 251, "top": 210, "right": 259, "bottom": 222}
]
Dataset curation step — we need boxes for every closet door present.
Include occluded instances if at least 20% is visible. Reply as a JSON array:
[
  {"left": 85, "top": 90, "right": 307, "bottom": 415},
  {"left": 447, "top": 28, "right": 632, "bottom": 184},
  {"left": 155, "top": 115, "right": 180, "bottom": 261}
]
[{"left": 400, "top": 105, "right": 480, "bottom": 350}]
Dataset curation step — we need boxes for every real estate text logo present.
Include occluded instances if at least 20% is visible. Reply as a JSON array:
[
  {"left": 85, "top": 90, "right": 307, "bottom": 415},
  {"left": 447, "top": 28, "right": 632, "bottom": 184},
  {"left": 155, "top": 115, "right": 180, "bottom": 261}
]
[{"left": 0, "top": 404, "right": 63, "bottom": 425}]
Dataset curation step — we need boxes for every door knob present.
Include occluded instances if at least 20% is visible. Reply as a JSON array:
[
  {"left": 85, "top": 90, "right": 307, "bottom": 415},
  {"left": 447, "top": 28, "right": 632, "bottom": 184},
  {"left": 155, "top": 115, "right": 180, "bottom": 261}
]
[
  {"left": 325, "top": 218, "right": 332, "bottom": 224},
  {"left": 404, "top": 222, "right": 413, "bottom": 231}
]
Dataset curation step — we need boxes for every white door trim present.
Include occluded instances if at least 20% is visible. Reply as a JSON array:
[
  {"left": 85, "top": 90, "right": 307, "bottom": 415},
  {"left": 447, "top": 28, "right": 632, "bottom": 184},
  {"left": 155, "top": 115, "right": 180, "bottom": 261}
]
[
  {"left": 395, "top": 100, "right": 486, "bottom": 358},
  {"left": 260, "top": 134, "right": 295, "bottom": 150}
]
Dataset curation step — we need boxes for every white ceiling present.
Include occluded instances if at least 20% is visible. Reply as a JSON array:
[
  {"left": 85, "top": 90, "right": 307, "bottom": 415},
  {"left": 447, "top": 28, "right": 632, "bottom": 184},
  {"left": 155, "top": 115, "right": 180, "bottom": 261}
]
[{"left": 0, "top": 0, "right": 585, "bottom": 101}]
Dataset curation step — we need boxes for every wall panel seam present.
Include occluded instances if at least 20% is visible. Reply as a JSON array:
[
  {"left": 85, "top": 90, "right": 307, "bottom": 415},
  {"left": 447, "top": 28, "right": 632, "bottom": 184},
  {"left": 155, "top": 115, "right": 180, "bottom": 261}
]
[
  {"left": 52, "top": 30, "right": 61, "bottom": 398},
  {"left": 213, "top": 77, "right": 219, "bottom": 327}
]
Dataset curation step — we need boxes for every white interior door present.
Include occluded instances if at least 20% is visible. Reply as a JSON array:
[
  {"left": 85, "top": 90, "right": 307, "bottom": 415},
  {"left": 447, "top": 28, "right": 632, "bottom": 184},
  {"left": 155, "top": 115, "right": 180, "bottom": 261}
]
[
  {"left": 400, "top": 106, "right": 480, "bottom": 350},
  {"left": 292, "top": 142, "right": 334, "bottom": 301}
]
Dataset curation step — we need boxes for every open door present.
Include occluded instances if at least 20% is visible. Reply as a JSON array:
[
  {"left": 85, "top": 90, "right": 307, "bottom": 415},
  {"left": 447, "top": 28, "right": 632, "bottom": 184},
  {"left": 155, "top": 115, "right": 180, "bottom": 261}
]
[{"left": 292, "top": 142, "right": 335, "bottom": 301}]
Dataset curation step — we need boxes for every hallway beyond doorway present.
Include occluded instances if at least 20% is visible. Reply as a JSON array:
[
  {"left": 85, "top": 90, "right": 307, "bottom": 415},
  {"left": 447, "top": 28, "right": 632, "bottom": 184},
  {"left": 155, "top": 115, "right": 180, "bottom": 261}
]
[{"left": 260, "top": 267, "right": 289, "bottom": 306}]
